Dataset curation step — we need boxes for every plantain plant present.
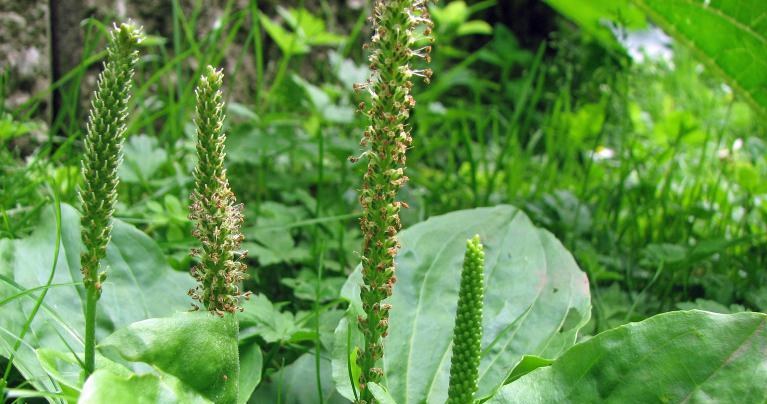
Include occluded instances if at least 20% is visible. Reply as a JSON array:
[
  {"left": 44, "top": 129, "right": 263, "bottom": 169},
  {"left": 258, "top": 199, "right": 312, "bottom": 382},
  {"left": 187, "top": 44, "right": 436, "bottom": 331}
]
[
  {"left": 188, "top": 65, "right": 250, "bottom": 315},
  {"left": 78, "top": 21, "right": 143, "bottom": 376},
  {"left": 355, "top": 0, "right": 431, "bottom": 403},
  {"left": 352, "top": 0, "right": 433, "bottom": 401}
]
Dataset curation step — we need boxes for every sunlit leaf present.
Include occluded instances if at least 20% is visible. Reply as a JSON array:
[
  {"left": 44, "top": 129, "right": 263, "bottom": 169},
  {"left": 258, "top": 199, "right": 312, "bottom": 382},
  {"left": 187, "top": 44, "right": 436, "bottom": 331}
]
[{"left": 490, "top": 310, "right": 767, "bottom": 403}]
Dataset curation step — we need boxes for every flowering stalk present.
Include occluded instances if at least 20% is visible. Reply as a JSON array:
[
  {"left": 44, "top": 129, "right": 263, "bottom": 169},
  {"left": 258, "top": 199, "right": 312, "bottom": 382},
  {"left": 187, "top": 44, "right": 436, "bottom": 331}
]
[
  {"left": 354, "top": 1, "right": 432, "bottom": 401},
  {"left": 79, "top": 22, "right": 142, "bottom": 376},
  {"left": 188, "top": 66, "right": 249, "bottom": 315},
  {"left": 447, "top": 235, "right": 485, "bottom": 404}
]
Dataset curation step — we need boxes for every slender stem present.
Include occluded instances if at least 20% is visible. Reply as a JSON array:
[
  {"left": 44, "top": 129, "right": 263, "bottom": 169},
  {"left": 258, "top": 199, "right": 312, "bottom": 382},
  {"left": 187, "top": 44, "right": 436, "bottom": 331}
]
[{"left": 84, "top": 286, "right": 99, "bottom": 375}]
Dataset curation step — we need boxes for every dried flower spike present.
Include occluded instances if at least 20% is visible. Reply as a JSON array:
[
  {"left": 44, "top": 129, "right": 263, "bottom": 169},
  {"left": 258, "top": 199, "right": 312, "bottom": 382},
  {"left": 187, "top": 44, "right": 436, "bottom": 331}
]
[
  {"left": 447, "top": 235, "right": 485, "bottom": 404},
  {"left": 188, "top": 66, "right": 249, "bottom": 315},
  {"left": 79, "top": 21, "right": 143, "bottom": 376},
  {"left": 355, "top": 0, "right": 433, "bottom": 401}
]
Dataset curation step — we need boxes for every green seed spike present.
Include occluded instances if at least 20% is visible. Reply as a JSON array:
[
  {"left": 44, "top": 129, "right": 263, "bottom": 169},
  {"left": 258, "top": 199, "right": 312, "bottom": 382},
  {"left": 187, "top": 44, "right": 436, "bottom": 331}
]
[
  {"left": 79, "top": 21, "right": 142, "bottom": 376},
  {"left": 354, "top": 0, "right": 433, "bottom": 401},
  {"left": 188, "top": 66, "right": 249, "bottom": 315},
  {"left": 79, "top": 22, "right": 142, "bottom": 292},
  {"left": 447, "top": 235, "right": 485, "bottom": 404}
]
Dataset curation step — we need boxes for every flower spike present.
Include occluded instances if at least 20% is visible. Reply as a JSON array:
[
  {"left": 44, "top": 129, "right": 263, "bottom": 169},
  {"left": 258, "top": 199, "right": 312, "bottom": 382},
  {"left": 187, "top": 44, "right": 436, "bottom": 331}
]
[
  {"left": 354, "top": 0, "right": 433, "bottom": 401},
  {"left": 188, "top": 66, "right": 250, "bottom": 314},
  {"left": 79, "top": 21, "right": 143, "bottom": 376}
]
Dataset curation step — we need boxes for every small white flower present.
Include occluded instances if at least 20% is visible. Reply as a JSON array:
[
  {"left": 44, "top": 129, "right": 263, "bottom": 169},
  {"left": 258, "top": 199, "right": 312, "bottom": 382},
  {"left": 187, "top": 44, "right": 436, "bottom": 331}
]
[
  {"left": 733, "top": 138, "right": 743, "bottom": 151},
  {"left": 591, "top": 146, "right": 615, "bottom": 161}
]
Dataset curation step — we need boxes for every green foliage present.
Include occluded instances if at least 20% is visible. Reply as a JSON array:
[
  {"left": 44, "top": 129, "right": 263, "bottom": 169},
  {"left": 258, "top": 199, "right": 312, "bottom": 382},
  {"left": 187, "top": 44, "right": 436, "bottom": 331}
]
[
  {"left": 333, "top": 206, "right": 591, "bottom": 403},
  {"left": 0, "top": 204, "right": 193, "bottom": 395},
  {"left": 99, "top": 312, "right": 241, "bottom": 404},
  {"left": 251, "top": 353, "right": 347, "bottom": 404},
  {"left": 239, "top": 294, "right": 304, "bottom": 344},
  {"left": 430, "top": 1, "right": 494, "bottom": 58},
  {"left": 353, "top": 0, "right": 434, "bottom": 399},
  {"left": 260, "top": 6, "right": 346, "bottom": 56},
  {"left": 547, "top": 0, "right": 767, "bottom": 117},
  {"left": 189, "top": 66, "right": 249, "bottom": 314},
  {"left": 80, "top": 368, "right": 210, "bottom": 403},
  {"left": 543, "top": 0, "right": 646, "bottom": 47},
  {"left": 632, "top": 0, "right": 767, "bottom": 117},
  {"left": 118, "top": 134, "right": 169, "bottom": 184},
  {"left": 447, "top": 235, "right": 484, "bottom": 404},
  {"left": 489, "top": 310, "right": 767, "bottom": 403},
  {"left": 2, "top": 2, "right": 767, "bottom": 403}
]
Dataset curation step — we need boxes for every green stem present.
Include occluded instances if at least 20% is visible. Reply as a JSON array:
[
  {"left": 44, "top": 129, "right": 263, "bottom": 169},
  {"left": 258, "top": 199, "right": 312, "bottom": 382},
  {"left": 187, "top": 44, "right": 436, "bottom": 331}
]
[{"left": 84, "top": 286, "right": 99, "bottom": 375}]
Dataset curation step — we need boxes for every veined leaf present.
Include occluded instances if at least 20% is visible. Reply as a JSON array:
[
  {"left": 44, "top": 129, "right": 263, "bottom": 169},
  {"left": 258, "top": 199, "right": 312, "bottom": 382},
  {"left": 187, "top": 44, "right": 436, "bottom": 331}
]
[
  {"left": 489, "top": 310, "right": 767, "bottom": 403},
  {"left": 332, "top": 205, "right": 590, "bottom": 403},
  {"left": 98, "top": 312, "right": 240, "bottom": 404},
  {"left": 631, "top": 0, "right": 767, "bottom": 117}
]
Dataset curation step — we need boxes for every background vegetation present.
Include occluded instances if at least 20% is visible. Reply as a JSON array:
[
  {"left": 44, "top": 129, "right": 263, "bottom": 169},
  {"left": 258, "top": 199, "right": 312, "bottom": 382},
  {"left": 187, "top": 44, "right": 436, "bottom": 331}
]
[{"left": 1, "top": 0, "right": 765, "bottom": 401}]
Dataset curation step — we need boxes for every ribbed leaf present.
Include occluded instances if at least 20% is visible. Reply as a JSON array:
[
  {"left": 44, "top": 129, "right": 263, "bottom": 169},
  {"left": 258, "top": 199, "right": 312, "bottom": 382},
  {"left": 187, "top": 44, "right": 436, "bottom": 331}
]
[
  {"left": 631, "top": 0, "right": 767, "bottom": 117},
  {"left": 490, "top": 310, "right": 767, "bottom": 403},
  {"left": 332, "top": 206, "right": 590, "bottom": 403},
  {"left": 99, "top": 312, "right": 239, "bottom": 404}
]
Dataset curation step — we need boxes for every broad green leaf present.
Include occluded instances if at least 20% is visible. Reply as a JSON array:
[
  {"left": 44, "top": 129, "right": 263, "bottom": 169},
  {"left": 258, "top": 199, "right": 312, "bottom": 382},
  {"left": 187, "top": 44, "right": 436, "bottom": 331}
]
[
  {"left": 332, "top": 206, "right": 591, "bottom": 403},
  {"left": 79, "top": 368, "right": 210, "bottom": 404},
  {"left": 631, "top": 0, "right": 767, "bottom": 117},
  {"left": 0, "top": 204, "right": 194, "bottom": 394},
  {"left": 238, "top": 341, "right": 263, "bottom": 404},
  {"left": 99, "top": 312, "right": 239, "bottom": 404},
  {"left": 489, "top": 310, "right": 767, "bottom": 403}
]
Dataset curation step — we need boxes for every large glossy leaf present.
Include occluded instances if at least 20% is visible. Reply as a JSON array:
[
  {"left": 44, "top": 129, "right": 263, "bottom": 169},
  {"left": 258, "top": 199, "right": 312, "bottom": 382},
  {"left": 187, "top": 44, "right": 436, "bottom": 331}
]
[
  {"left": 489, "top": 310, "right": 767, "bottom": 403},
  {"left": 332, "top": 205, "right": 590, "bottom": 403},
  {"left": 79, "top": 368, "right": 210, "bottom": 404},
  {"left": 0, "top": 203, "right": 195, "bottom": 393},
  {"left": 98, "top": 312, "right": 239, "bottom": 404},
  {"left": 631, "top": 0, "right": 767, "bottom": 117}
]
